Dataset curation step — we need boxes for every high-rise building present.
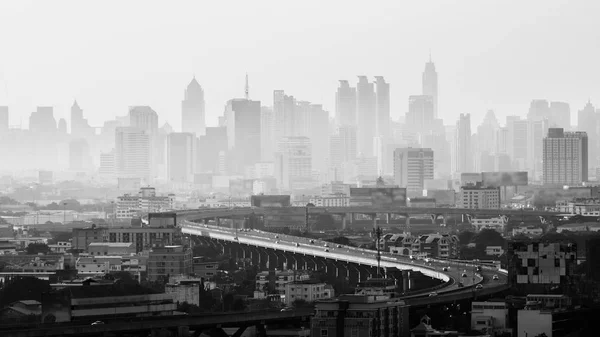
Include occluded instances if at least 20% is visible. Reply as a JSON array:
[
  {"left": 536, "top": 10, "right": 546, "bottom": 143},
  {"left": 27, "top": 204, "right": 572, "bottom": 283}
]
[
  {"left": 406, "top": 95, "right": 434, "bottom": 132},
  {"left": 550, "top": 101, "right": 570, "bottom": 129},
  {"left": 273, "top": 90, "right": 295, "bottom": 141},
  {"left": 453, "top": 113, "right": 472, "bottom": 173},
  {"left": 356, "top": 76, "right": 376, "bottom": 156},
  {"left": 507, "top": 117, "right": 528, "bottom": 171},
  {"left": 70, "top": 100, "right": 93, "bottom": 139},
  {"left": 29, "top": 106, "right": 57, "bottom": 133},
  {"left": 305, "top": 103, "right": 330, "bottom": 172},
  {"left": 129, "top": 106, "right": 158, "bottom": 134},
  {"left": 0, "top": 106, "right": 7, "bottom": 132},
  {"left": 99, "top": 150, "right": 116, "bottom": 178},
  {"left": 329, "top": 125, "right": 357, "bottom": 170},
  {"left": 528, "top": 99, "right": 550, "bottom": 121},
  {"left": 543, "top": 128, "right": 588, "bottom": 185},
  {"left": 275, "top": 136, "right": 312, "bottom": 190},
  {"left": 577, "top": 101, "right": 596, "bottom": 167},
  {"left": 167, "top": 132, "right": 196, "bottom": 183},
  {"left": 422, "top": 55, "right": 438, "bottom": 118},
  {"left": 115, "top": 127, "right": 151, "bottom": 183},
  {"left": 224, "top": 99, "right": 261, "bottom": 173},
  {"left": 527, "top": 119, "right": 548, "bottom": 180},
  {"left": 260, "top": 106, "right": 274, "bottom": 161},
  {"left": 69, "top": 139, "right": 92, "bottom": 171},
  {"left": 393, "top": 148, "right": 434, "bottom": 195},
  {"left": 197, "top": 127, "right": 227, "bottom": 173},
  {"left": 374, "top": 76, "right": 390, "bottom": 138},
  {"left": 181, "top": 77, "right": 206, "bottom": 136},
  {"left": 335, "top": 80, "right": 356, "bottom": 127}
]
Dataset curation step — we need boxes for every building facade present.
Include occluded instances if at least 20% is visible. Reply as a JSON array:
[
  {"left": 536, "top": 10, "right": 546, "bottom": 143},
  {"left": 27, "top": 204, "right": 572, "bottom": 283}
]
[
  {"left": 543, "top": 128, "right": 588, "bottom": 185},
  {"left": 459, "top": 184, "right": 501, "bottom": 209},
  {"left": 393, "top": 148, "right": 434, "bottom": 196},
  {"left": 147, "top": 245, "right": 193, "bottom": 282},
  {"left": 116, "top": 187, "right": 175, "bottom": 219},
  {"left": 284, "top": 282, "right": 334, "bottom": 306}
]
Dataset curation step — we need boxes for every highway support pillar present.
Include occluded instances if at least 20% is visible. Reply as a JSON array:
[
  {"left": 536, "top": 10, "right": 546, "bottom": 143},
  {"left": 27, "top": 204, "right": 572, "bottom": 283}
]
[
  {"left": 231, "top": 326, "right": 248, "bottom": 337},
  {"left": 215, "top": 217, "right": 221, "bottom": 226},
  {"left": 342, "top": 214, "right": 347, "bottom": 230},
  {"left": 349, "top": 213, "right": 354, "bottom": 224},
  {"left": 386, "top": 213, "right": 390, "bottom": 224},
  {"left": 430, "top": 214, "right": 437, "bottom": 225},
  {"left": 177, "top": 326, "right": 190, "bottom": 337},
  {"left": 405, "top": 215, "right": 411, "bottom": 233},
  {"left": 371, "top": 214, "right": 377, "bottom": 228},
  {"left": 256, "top": 324, "right": 267, "bottom": 337},
  {"left": 402, "top": 270, "right": 409, "bottom": 292}
]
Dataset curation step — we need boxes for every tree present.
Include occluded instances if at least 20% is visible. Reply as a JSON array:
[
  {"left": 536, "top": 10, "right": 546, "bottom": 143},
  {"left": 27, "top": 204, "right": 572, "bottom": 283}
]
[
  {"left": 233, "top": 298, "right": 246, "bottom": 311},
  {"left": 325, "top": 236, "right": 355, "bottom": 247},
  {"left": 26, "top": 242, "right": 50, "bottom": 255},
  {"left": 472, "top": 229, "right": 506, "bottom": 248},
  {"left": 457, "top": 231, "right": 476, "bottom": 245},
  {"left": 314, "top": 214, "right": 335, "bottom": 230},
  {"left": 0, "top": 277, "right": 51, "bottom": 307}
]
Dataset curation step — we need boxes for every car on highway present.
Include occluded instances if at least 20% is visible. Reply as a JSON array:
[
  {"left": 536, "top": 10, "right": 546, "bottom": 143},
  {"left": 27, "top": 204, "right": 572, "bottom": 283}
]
[
  {"left": 475, "top": 284, "right": 483, "bottom": 290},
  {"left": 442, "top": 267, "right": 449, "bottom": 271},
  {"left": 91, "top": 321, "right": 104, "bottom": 325},
  {"left": 324, "top": 244, "right": 329, "bottom": 247},
  {"left": 461, "top": 273, "right": 468, "bottom": 277},
  {"left": 428, "top": 292, "right": 437, "bottom": 297},
  {"left": 281, "top": 307, "right": 293, "bottom": 312},
  {"left": 457, "top": 282, "right": 464, "bottom": 288},
  {"left": 275, "top": 241, "right": 279, "bottom": 244},
  {"left": 309, "top": 240, "right": 315, "bottom": 244},
  {"left": 336, "top": 245, "right": 342, "bottom": 248},
  {"left": 295, "top": 243, "right": 300, "bottom": 247},
  {"left": 492, "top": 275, "right": 499, "bottom": 280},
  {"left": 324, "top": 249, "right": 329, "bottom": 252},
  {"left": 275, "top": 235, "right": 279, "bottom": 239}
]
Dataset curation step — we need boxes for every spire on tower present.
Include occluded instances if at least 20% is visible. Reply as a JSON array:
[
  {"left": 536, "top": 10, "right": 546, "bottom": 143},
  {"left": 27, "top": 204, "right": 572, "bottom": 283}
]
[{"left": 244, "top": 73, "right": 249, "bottom": 100}]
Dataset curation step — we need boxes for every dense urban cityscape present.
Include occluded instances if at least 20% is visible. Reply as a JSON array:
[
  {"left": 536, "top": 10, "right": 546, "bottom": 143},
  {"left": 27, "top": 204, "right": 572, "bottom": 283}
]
[{"left": 2, "top": 2, "right": 600, "bottom": 337}]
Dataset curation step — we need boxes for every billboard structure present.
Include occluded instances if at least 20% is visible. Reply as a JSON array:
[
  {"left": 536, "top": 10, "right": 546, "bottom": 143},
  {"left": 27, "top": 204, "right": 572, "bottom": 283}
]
[
  {"left": 481, "top": 172, "right": 528, "bottom": 187},
  {"left": 460, "top": 173, "right": 482, "bottom": 186},
  {"left": 250, "top": 195, "right": 291, "bottom": 207},
  {"left": 350, "top": 188, "right": 407, "bottom": 207}
]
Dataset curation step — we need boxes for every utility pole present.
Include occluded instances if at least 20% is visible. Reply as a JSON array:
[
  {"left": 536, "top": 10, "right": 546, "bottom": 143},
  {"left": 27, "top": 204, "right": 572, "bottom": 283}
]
[
  {"left": 63, "top": 202, "right": 67, "bottom": 224},
  {"left": 373, "top": 226, "right": 382, "bottom": 278}
]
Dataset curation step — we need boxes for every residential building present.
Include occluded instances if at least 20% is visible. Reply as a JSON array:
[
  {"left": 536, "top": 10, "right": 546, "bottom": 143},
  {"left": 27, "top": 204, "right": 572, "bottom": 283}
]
[
  {"left": 309, "top": 195, "right": 350, "bottom": 207},
  {"left": 517, "top": 295, "right": 592, "bottom": 337},
  {"left": 275, "top": 136, "right": 312, "bottom": 190},
  {"left": 374, "top": 76, "right": 390, "bottom": 138},
  {"left": 192, "top": 258, "right": 220, "bottom": 279},
  {"left": 116, "top": 187, "right": 175, "bottom": 219},
  {"left": 107, "top": 226, "right": 178, "bottom": 253},
  {"left": 543, "top": 128, "right": 588, "bottom": 185},
  {"left": 284, "top": 281, "right": 334, "bottom": 306},
  {"left": 335, "top": 80, "right": 357, "bottom": 127},
  {"left": 72, "top": 226, "right": 107, "bottom": 252},
  {"left": 393, "top": 148, "right": 434, "bottom": 196},
  {"left": 470, "top": 216, "right": 508, "bottom": 232},
  {"left": 507, "top": 241, "right": 577, "bottom": 293},
  {"left": 255, "top": 270, "right": 311, "bottom": 295},
  {"left": 165, "top": 277, "right": 203, "bottom": 306},
  {"left": 48, "top": 241, "right": 71, "bottom": 254},
  {"left": 69, "top": 139, "right": 92, "bottom": 171},
  {"left": 147, "top": 245, "right": 193, "bottom": 282},
  {"left": 410, "top": 234, "right": 459, "bottom": 259},
  {"left": 115, "top": 127, "right": 151, "bottom": 183},
  {"left": 312, "top": 295, "right": 410, "bottom": 337},
  {"left": 453, "top": 113, "right": 472, "bottom": 173},
  {"left": 87, "top": 242, "right": 135, "bottom": 256},
  {"left": 485, "top": 246, "right": 505, "bottom": 256},
  {"left": 470, "top": 301, "right": 509, "bottom": 336},
  {"left": 76, "top": 255, "right": 122, "bottom": 275},
  {"left": 406, "top": 95, "right": 434, "bottom": 132},
  {"left": 511, "top": 226, "right": 544, "bottom": 237},
  {"left": 224, "top": 98, "right": 261, "bottom": 173},
  {"left": 181, "top": 77, "right": 206, "bottom": 136},
  {"left": 99, "top": 150, "right": 116, "bottom": 177},
  {"left": 459, "top": 184, "right": 501, "bottom": 209}
]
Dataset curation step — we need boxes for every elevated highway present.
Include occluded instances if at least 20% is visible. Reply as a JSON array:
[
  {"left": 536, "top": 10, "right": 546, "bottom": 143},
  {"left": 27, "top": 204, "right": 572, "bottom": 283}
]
[{"left": 181, "top": 221, "right": 508, "bottom": 304}]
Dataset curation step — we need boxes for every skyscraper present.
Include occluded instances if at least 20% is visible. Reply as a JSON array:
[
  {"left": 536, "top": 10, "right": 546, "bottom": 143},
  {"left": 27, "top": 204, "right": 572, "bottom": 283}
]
[
  {"left": 29, "top": 106, "right": 56, "bottom": 134},
  {"left": 275, "top": 136, "right": 312, "bottom": 190},
  {"left": 115, "top": 127, "right": 151, "bottom": 183},
  {"left": 550, "top": 101, "right": 571, "bottom": 129},
  {"left": 260, "top": 106, "right": 275, "bottom": 161},
  {"left": 393, "top": 147, "right": 434, "bottom": 196},
  {"left": 406, "top": 95, "right": 434, "bottom": 132},
  {"left": 181, "top": 77, "right": 206, "bottom": 136},
  {"left": 69, "top": 139, "right": 92, "bottom": 171},
  {"left": 527, "top": 119, "right": 548, "bottom": 179},
  {"left": 335, "top": 80, "right": 356, "bottom": 127},
  {"left": 543, "top": 128, "right": 588, "bottom": 185},
  {"left": 70, "top": 100, "right": 92, "bottom": 138},
  {"left": 356, "top": 76, "right": 376, "bottom": 156},
  {"left": 374, "top": 76, "right": 390, "bottom": 138},
  {"left": 167, "top": 132, "right": 196, "bottom": 183},
  {"left": 329, "top": 125, "right": 357, "bottom": 169},
  {"left": 0, "top": 106, "right": 7, "bottom": 132},
  {"left": 224, "top": 98, "right": 261, "bottom": 173},
  {"left": 527, "top": 99, "right": 550, "bottom": 121},
  {"left": 129, "top": 106, "right": 159, "bottom": 176},
  {"left": 197, "top": 126, "right": 228, "bottom": 173},
  {"left": 507, "top": 117, "right": 528, "bottom": 171},
  {"left": 422, "top": 55, "right": 438, "bottom": 118},
  {"left": 577, "top": 101, "right": 596, "bottom": 167},
  {"left": 453, "top": 113, "right": 472, "bottom": 173}
]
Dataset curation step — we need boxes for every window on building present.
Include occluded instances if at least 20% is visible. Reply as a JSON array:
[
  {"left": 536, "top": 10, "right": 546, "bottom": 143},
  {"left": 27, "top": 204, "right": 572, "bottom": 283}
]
[{"left": 321, "top": 329, "right": 328, "bottom": 337}]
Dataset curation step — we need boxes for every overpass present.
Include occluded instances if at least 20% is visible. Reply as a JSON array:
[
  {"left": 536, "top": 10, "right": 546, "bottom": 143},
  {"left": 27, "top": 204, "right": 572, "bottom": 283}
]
[
  {"left": 1, "top": 309, "right": 313, "bottom": 337},
  {"left": 181, "top": 221, "right": 509, "bottom": 304},
  {"left": 170, "top": 206, "right": 560, "bottom": 229}
]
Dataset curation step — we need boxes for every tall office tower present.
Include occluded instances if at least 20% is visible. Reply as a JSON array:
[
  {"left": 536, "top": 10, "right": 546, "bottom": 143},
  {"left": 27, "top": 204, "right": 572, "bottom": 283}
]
[
  {"left": 496, "top": 127, "right": 509, "bottom": 154},
  {"left": 543, "top": 128, "right": 588, "bottom": 185},
  {"left": 115, "top": 127, "right": 151, "bottom": 183},
  {"left": 507, "top": 117, "right": 528, "bottom": 171},
  {"left": 374, "top": 76, "right": 390, "bottom": 138},
  {"left": 393, "top": 148, "right": 434, "bottom": 196},
  {"left": 58, "top": 118, "right": 67, "bottom": 134},
  {"left": 335, "top": 80, "right": 356, "bottom": 126},
  {"left": 329, "top": 125, "right": 357, "bottom": 170},
  {"left": 129, "top": 106, "right": 159, "bottom": 176},
  {"left": 273, "top": 90, "right": 295, "bottom": 141},
  {"left": 260, "top": 106, "right": 275, "bottom": 161},
  {"left": 167, "top": 132, "right": 196, "bottom": 183},
  {"left": 181, "top": 77, "right": 206, "bottom": 136},
  {"left": 197, "top": 126, "right": 227, "bottom": 173},
  {"left": 29, "top": 106, "right": 57, "bottom": 133},
  {"left": 356, "top": 76, "right": 376, "bottom": 156},
  {"left": 550, "top": 101, "right": 570, "bottom": 129},
  {"left": 99, "top": 150, "right": 116, "bottom": 178},
  {"left": 406, "top": 95, "right": 434, "bottom": 132},
  {"left": 453, "top": 113, "right": 472, "bottom": 174},
  {"left": 527, "top": 99, "right": 550, "bottom": 121},
  {"left": 275, "top": 136, "right": 312, "bottom": 190},
  {"left": 527, "top": 119, "right": 548, "bottom": 180},
  {"left": 421, "top": 121, "right": 451, "bottom": 179},
  {"left": 70, "top": 100, "right": 92, "bottom": 138},
  {"left": 0, "top": 106, "right": 7, "bottom": 132},
  {"left": 422, "top": 55, "right": 438, "bottom": 118},
  {"left": 476, "top": 110, "right": 500, "bottom": 154},
  {"left": 69, "top": 139, "right": 92, "bottom": 171},
  {"left": 577, "top": 101, "right": 596, "bottom": 167},
  {"left": 305, "top": 103, "right": 330, "bottom": 173},
  {"left": 224, "top": 99, "right": 261, "bottom": 173}
]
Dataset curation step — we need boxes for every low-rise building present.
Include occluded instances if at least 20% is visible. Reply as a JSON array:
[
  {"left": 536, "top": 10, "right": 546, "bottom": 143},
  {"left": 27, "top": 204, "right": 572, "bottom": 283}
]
[
  {"left": 284, "top": 281, "right": 334, "bottom": 305},
  {"left": 556, "top": 222, "right": 600, "bottom": 233},
  {"left": 459, "top": 183, "right": 501, "bottom": 209},
  {"left": 76, "top": 255, "right": 122, "bottom": 275},
  {"left": 470, "top": 216, "right": 508, "bottom": 233},
  {"left": 192, "top": 258, "right": 220, "bottom": 279},
  {"left": 165, "top": 277, "right": 203, "bottom": 306},
  {"left": 107, "top": 226, "right": 179, "bottom": 253},
  {"left": 0, "top": 240, "right": 17, "bottom": 255},
  {"left": 470, "top": 300, "right": 509, "bottom": 335},
  {"left": 116, "top": 187, "right": 175, "bottom": 219},
  {"left": 255, "top": 270, "right": 311, "bottom": 295},
  {"left": 312, "top": 295, "right": 410, "bottom": 337},
  {"left": 87, "top": 242, "right": 135, "bottom": 256},
  {"left": 410, "top": 233, "right": 459, "bottom": 259},
  {"left": 485, "top": 246, "right": 505, "bottom": 257},
  {"left": 147, "top": 245, "right": 193, "bottom": 282},
  {"left": 517, "top": 294, "right": 590, "bottom": 337},
  {"left": 309, "top": 195, "right": 350, "bottom": 207},
  {"left": 72, "top": 225, "right": 107, "bottom": 251},
  {"left": 512, "top": 226, "right": 543, "bottom": 237},
  {"left": 48, "top": 241, "right": 71, "bottom": 253},
  {"left": 0, "top": 254, "right": 65, "bottom": 273}
]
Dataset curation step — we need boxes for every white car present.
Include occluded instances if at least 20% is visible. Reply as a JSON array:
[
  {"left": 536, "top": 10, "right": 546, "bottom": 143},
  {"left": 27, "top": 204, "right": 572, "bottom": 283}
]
[
  {"left": 475, "top": 284, "right": 483, "bottom": 290},
  {"left": 428, "top": 292, "right": 438, "bottom": 297},
  {"left": 492, "top": 275, "right": 499, "bottom": 280}
]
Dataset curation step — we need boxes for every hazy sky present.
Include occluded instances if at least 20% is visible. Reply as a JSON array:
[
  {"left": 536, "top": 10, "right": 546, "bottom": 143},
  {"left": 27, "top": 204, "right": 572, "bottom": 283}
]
[{"left": 0, "top": 0, "right": 599, "bottom": 130}]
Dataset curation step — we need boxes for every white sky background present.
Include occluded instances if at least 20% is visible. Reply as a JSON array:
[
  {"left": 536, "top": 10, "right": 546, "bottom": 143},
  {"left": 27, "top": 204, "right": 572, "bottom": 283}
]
[{"left": 0, "top": 0, "right": 599, "bottom": 130}]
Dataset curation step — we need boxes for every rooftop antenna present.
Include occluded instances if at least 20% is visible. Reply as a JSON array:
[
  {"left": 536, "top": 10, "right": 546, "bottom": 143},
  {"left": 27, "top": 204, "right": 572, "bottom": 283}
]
[{"left": 245, "top": 73, "right": 249, "bottom": 100}]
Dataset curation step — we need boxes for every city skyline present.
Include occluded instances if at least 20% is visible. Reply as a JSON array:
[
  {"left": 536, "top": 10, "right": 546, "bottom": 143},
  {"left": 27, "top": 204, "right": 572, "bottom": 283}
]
[{"left": 1, "top": 1, "right": 600, "bottom": 129}]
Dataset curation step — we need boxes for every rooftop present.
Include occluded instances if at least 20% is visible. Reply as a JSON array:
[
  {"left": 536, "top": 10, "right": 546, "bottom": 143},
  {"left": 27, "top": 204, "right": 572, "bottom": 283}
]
[{"left": 88, "top": 242, "right": 133, "bottom": 247}]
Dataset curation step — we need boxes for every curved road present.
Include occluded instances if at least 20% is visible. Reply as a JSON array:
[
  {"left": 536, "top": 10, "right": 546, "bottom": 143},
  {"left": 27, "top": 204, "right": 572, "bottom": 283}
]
[{"left": 181, "top": 222, "right": 508, "bottom": 301}]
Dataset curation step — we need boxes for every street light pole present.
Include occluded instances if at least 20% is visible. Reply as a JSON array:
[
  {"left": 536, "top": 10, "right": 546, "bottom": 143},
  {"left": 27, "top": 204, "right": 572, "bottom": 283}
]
[{"left": 373, "top": 226, "right": 382, "bottom": 278}]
